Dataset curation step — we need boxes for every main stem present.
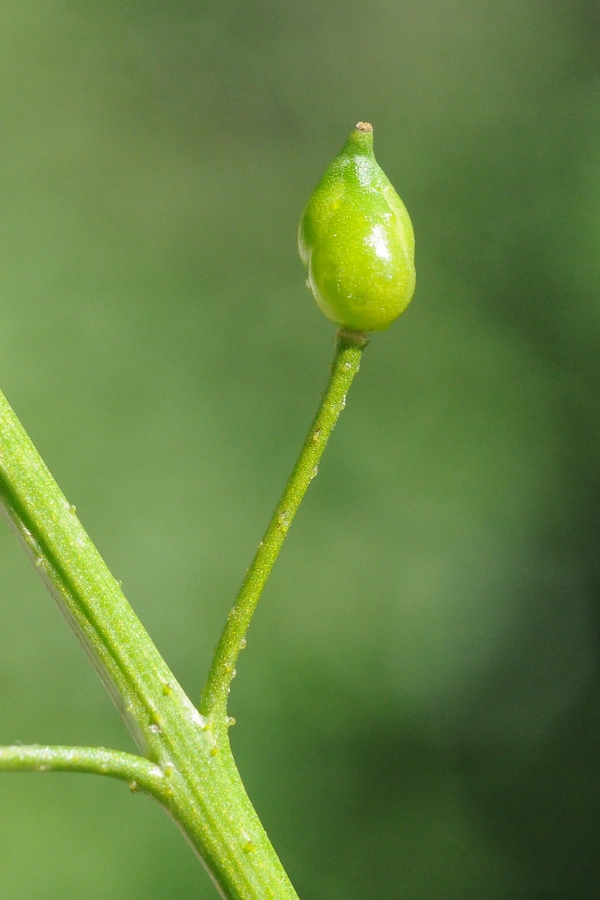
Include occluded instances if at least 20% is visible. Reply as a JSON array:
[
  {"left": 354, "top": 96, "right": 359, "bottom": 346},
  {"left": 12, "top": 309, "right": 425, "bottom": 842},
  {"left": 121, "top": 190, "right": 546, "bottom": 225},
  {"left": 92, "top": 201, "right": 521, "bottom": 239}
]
[{"left": 201, "top": 328, "right": 368, "bottom": 722}]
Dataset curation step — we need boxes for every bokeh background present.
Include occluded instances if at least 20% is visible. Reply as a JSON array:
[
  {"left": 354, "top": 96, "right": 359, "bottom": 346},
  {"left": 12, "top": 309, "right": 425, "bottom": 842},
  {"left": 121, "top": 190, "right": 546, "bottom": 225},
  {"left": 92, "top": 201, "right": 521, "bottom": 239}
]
[{"left": 1, "top": 1, "right": 600, "bottom": 897}]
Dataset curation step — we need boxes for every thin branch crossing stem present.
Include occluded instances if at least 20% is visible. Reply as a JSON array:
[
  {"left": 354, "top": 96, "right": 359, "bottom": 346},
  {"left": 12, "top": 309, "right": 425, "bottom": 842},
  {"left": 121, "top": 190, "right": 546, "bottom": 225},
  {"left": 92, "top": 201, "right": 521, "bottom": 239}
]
[{"left": 201, "top": 328, "right": 368, "bottom": 721}]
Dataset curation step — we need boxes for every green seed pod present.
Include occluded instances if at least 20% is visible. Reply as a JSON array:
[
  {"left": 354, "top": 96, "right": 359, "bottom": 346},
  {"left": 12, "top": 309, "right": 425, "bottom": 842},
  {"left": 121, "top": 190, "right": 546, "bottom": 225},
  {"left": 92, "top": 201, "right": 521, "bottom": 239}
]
[{"left": 298, "top": 122, "right": 415, "bottom": 332}]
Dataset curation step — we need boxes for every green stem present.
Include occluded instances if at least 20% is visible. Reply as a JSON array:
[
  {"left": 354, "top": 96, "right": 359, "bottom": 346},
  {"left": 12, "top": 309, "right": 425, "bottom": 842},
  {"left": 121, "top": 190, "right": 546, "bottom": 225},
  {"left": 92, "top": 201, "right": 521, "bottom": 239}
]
[
  {"left": 0, "top": 745, "right": 166, "bottom": 794},
  {"left": 0, "top": 326, "right": 368, "bottom": 900},
  {"left": 201, "top": 328, "right": 368, "bottom": 722}
]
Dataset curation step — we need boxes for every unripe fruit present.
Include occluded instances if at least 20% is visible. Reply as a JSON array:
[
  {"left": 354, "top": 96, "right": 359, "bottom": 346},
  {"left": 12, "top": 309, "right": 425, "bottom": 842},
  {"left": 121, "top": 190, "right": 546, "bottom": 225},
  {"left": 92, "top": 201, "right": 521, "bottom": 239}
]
[{"left": 298, "top": 122, "right": 416, "bottom": 332}]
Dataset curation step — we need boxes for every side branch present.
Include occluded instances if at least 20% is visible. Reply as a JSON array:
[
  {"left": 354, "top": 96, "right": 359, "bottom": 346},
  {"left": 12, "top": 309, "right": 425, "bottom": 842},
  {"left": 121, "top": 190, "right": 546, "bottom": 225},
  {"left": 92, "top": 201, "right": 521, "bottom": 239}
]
[
  {"left": 0, "top": 744, "right": 166, "bottom": 796},
  {"left": 200, "top": 328, "right": 369, "bottom": 722}
]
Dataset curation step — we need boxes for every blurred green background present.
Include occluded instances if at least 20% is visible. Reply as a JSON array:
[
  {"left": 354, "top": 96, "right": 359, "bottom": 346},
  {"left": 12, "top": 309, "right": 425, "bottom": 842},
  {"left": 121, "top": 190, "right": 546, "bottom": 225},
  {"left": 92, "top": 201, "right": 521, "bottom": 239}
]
[{"left": 1, "top": 1, "right": 600, "bottom": 897}]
